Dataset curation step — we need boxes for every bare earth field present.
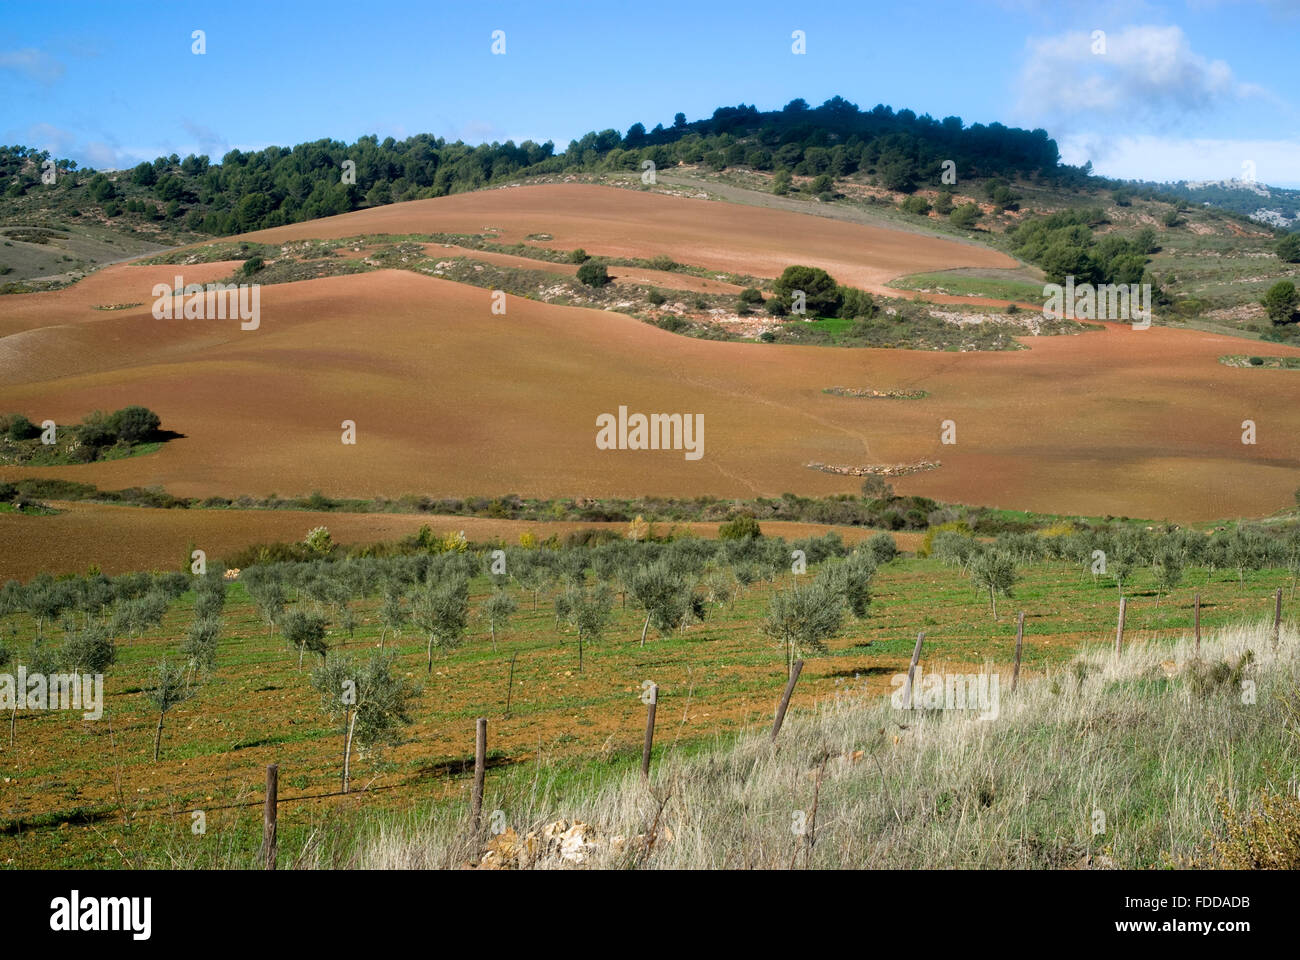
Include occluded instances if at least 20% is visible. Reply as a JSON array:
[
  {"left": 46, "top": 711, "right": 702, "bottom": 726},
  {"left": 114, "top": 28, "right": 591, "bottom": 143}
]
[
  {"left": 421, "top": 244, "right": 746, "bottom": 295},
  {"left": 2, "top": 183, "right": 1300, "bottom": 580},
  {"left": 2, "top": 267, "right": 1298, "bottom": 520},
  {"left": 243, "top": 183, "right": 1019, "bottom": 296},
  {"left": 0, "top": 501, "right": 916, "bottom": 579}
]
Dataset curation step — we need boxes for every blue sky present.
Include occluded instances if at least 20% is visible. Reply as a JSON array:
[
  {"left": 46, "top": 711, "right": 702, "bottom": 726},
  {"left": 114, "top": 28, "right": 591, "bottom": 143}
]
[{"left": 2, "top": 0, "right": 1298, "bottom": 185}]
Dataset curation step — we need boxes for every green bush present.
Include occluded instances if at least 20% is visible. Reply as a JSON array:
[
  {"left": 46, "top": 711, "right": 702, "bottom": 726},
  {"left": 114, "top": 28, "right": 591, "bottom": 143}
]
[
  {"left": 74, "top": 411, "right": 117, "bottom": 448},
  {"left": 949, "top": 203, "right": 981, "bottom": 229},
  {"left": 577, "top": 261, "right": 610, "bottom": 287},
  {"left": 1262, "top": 280, "right": 1298, "bottom": 324},
  {"left": 106, "top": 405, "right": 161, "bottom": 444},
  {"left": 837, "top": 286, "right": 876, "bottom": 319},
  {"left": 772, "top": 265, "right": 840, "bottom": 316},
  {"left": 719, "top": 515, "right": 762, "bottom": 540},
  {"left": 901, "top": 195, "right": 930, "bottom": 216},
  {"left": 1, "top": 413, "right": 40, "bottom": 442},
  {"left": 1277, "top": 233, "right": 1300, "bottom": 264}
]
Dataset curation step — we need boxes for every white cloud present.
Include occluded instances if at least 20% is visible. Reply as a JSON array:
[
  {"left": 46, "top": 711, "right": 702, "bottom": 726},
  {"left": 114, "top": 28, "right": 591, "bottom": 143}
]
[
  {"left": 1017, "top": 25, "right": 1265, "bottom": 125},
  {"left": 81, "top": 141, "right": 141, "bottom": 171},
  {"left": 0, "top": 48, "right": 65, "bottom": 84},
  {"left": 1060, "top": 132, "right": 1300, "bottom": 187},
  {"left": 181, "top": 120, "right": 229, "bottom": 159}
]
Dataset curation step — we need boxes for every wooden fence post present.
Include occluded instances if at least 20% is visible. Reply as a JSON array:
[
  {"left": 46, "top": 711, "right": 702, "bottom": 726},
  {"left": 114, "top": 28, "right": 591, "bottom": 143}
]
[
  {"left": 902, "top": 632, "right": 926, "bottom": 710},
  {"left": 1194, "top": 592, "right": 1201, "bottom": 657},
  {"left": 504, "top": 653, "right": 517, "bottom": 719},
  {"left": 1273, "top": 587, "right": 1283, "bottom": 648},
  {"left": 770, "top": 660, "right": 804, "bottom": 742},
  {"left": 641, "top": 684, "right": 657, "bottom": 777},
  {"left": 261, "top": 763, "right": 278, "bottom": 871},
  {"left": 471, "top": 718, "right": 487, "bottom": 832},
  {"left": 1115, "top": 597, "right": 1127, "bottom": 657},
  {"left": 1011, "top": 611, "right": 1025, "bottom": 693}
]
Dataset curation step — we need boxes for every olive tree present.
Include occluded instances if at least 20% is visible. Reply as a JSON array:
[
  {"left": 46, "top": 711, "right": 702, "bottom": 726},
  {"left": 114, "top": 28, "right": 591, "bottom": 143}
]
[
  {"left": 761, "top": 574, "right": 845, "bottom": 676},
  {"left": 560, "top": 583, "right": 614, "bottom": 671},
  {"left": 281, "top": 609, "right": 329, "bottom": 669},
  {"left": 60, "top": 622, "right": 117, "bottom": 674},
  {"left": 378, "top": 589, "right": 407, "bottom": 651},
  {"left": 482, "top": 589, "right": 517, "bottom": 652},
  {"left": 1152, "top": 548, "right": 1183, "bottom": 606},
  {"left": 311, "top": 651, "right": 417, "bottom": 793},
  {"left": 411, "top": 576, "right": 469, "bottom": 672},
  {"left": 244, "top": 570, "right": 287, "bottom": 638},
  {"left": 969, "top": 550, "right": 1018, "bottom": 621},
  {"left": 181, "top": 614, "right": 221, "bottom": 676},
  {"left": 628, "top": 560, "right": 687, "bottom": 646},
  {"left": 146, "top": 658, "right": 196, "bottom": 762}
]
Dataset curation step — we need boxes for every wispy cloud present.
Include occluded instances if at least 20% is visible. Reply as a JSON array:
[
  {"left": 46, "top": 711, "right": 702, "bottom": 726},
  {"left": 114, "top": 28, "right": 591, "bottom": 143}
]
[
  {"left": 1017, "top": 25, "right": 1267, "bottom": 127},
  {"left": 0, "top": 48, "right": 66, "bottom": 84},
  {"left": 181, "top": 120, "right": 229, "bottom": 159},
  {"left": 1059, "top": 132, "right": 1300, "bottom": 187}
]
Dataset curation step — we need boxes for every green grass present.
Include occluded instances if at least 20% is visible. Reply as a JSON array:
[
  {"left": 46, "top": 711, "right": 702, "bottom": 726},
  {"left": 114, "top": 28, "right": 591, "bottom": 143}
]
[
  {"left": 889, "top": 270, "right": 1047, "bottom": 304},
  {"left": 3, "top": 547, "right": 1298, "bottom": 867}
]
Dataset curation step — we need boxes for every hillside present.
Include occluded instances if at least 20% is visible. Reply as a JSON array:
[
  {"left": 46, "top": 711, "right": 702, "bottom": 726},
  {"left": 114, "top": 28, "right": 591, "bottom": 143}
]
[
  {"left": 5, "top": 97, "right": 1297, "bottom": 349},
  {"left": 3, "top": 184, "right": 1300, "bottom": 544}
]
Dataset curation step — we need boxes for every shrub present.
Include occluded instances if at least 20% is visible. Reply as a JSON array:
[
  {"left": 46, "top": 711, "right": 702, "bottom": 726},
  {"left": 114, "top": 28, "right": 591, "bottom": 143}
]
[
  {"left": 901, "top": 195, "right": 930, "bottom": 216},
  {"left": 772, "top": 265, "right": 840, "bottom": 316},
  {"left": 106, "top": 405, "right": 160, "bottom": 444},
  {"left": 1262, "top": 280, "right": 1298, "bottom": 324},
  {"left": 577, "top": 261, "right": 610, "bottom": 287},
  {"left": 2, "top": 413, "right": 40, "bottom": 442},
  {"left": 241, "top": 255, "right": 265, "bottom": 276},
  {"left": 739, "top": 287, "right": 763, "bottom": 305},
  {"left": 1277, "top": 233, "right": 1300, "bottom": 264},
  {"left": 1188, "top": 790, "right": 1300, "bottom": 869},
  {"left": 719, "top": 515, "right": 762, "bottom": 540},
  {"left": 860, "top": 475, "right": 894, "bottom": 501},
  {"left": 568, "top": 248, "right": 589, "bottom": 264},
  {"left": 950, "top": 203, "right": 981, "bottom": 229},
  {"left": 865, "top": 532, "right": 898, "bottom": 565},
  {"left": 838, "top": 286, "right": 876, "bottom": 319},
  {"left": 646, "top": 288, "right": 667, "bottom": 306},
  {"left": 74, "top": 411, "right": 118, "bottom": 448}
]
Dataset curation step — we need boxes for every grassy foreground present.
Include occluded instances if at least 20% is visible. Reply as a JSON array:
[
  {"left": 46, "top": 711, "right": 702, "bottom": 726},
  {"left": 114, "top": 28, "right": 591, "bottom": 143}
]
[
  {"left": 137, "top": 620, "right": 1300, "bottom": 869},
  {"left": 4, "top": 547, "right": 1299, "bottom": 870}
]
